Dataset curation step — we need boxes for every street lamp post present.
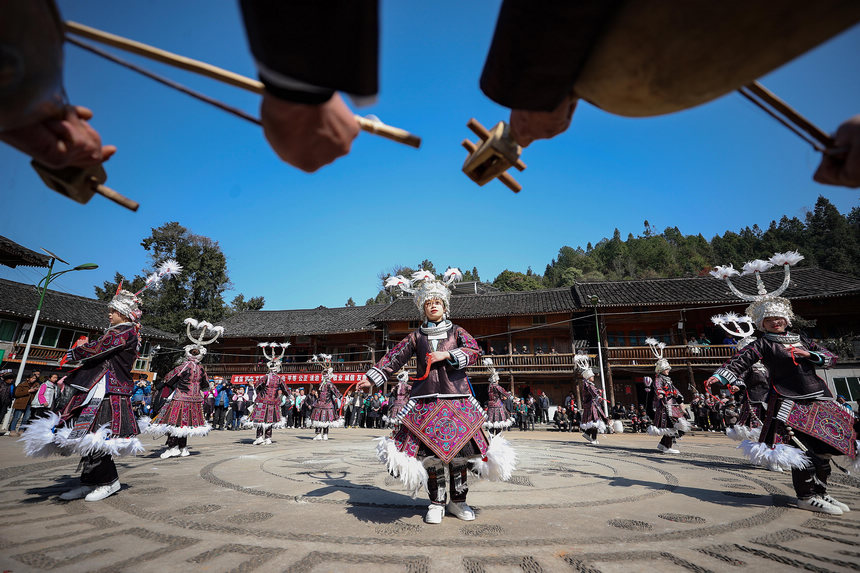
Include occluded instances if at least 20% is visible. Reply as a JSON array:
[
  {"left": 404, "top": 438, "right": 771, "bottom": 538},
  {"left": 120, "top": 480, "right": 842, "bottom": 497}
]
[
  {"left": 2, "top": 251, "right": 97, "bottom": 431},
  {"left": 589, "top": 295, "right": 610, "bottom": 417}
]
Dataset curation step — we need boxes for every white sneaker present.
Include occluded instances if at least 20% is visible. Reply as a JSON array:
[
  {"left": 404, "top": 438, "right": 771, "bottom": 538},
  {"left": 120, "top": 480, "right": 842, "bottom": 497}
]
[
  {"left": 425, "top": 504, "right": 445, "bottom": 524},
  {"left": 313, "top": 434, "right": 323, "bottom": 440},
  {"left": 180, "top": 447, "right": 190, "bottom": 457},
  {"left": 252, "top": 437, "right": 264, "bottom": 445},
  {"left": 160, "top": 447, "right": 180, "bottom": 459},
  {"left": 657, "top": 444, "right": 680, "bottom": 454},
  {"left": 59, "top": 485, "right": 93, "bottom": 500},
  {"left": 263, "top": 438, "right": 272, "bottom": 445},
  {"left": 322, "top": 434, "right": 328, "bottom": 440},
  {"left": 797, "top": 496, "right": 843, "bottom": 515},
  {"left": 821, "top": 494, "right": 850, "bottom": 512},
  {"left": 85, "top": 480, "right": 120, "bottom": 502},
  {"left": 446, "top": 501, "right": 476, "bottom": 521}
]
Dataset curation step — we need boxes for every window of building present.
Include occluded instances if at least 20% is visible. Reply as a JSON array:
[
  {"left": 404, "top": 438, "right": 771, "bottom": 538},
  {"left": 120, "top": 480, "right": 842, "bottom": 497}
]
[
  {"left": 0, "top": 319, "right": 17, "bottom": 342},
  {"left": 408, "top": 320, "right": 420, "bottom": 329},
  {"left": 629, "top": 330, "right": 647, "bottom": 346},
  {"left": 532, "top": 315, "right": 547, "bottom": 325},
  {"left": 834, "top": 376, "right": 860, "bottom": 402},
  {"left": 607, "top": 332, "right": 625, "bottom": 346}
]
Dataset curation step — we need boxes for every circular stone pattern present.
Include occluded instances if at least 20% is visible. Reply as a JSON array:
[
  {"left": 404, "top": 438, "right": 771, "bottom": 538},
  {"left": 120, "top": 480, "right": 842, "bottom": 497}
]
[
  {"left": 658, "top": 513, "right": 706, "bottom": 524},
  {"left": 607, "top": 519, "right": 653, "bottom": 531}
]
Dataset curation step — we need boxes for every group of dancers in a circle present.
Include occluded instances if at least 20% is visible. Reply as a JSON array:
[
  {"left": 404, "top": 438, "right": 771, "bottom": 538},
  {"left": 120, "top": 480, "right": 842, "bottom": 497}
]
[{"left": 16, "top": 253, "right": 860, "bottom": 519}]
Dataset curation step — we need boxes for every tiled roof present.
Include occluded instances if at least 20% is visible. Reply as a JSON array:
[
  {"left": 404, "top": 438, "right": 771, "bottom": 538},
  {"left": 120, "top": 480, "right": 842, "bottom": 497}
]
[
  {"left": 370, "top": 288, "right": 577, "bottom": 321},
  {"left": 0, "top": 235, "right": 51, "bottom": 268},
  {"left": 217, "top": 304, "right": 386, "bottom": 338},
  {"left": 572, "top": 267, "right": 860, "bottom": 308},
  {"left": 0, "top": 278, "right": 176, "bottom": 340}
]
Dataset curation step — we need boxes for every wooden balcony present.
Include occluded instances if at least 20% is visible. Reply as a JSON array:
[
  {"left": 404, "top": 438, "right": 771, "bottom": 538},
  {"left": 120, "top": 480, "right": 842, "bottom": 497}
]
[
  {"left": 606, "top": 344, "right": 735, "bottom": 368},
  {"left": 7, "top": 343, "right": 66, "bottom": 365}
]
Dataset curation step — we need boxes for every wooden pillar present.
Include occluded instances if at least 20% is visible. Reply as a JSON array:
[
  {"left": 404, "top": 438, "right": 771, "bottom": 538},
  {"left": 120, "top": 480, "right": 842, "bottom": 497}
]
[
  {"left": 686, "top": 362, "right": 695, "bottom": 398},
  {"left": 568, "top": 313, "right": 577, "bottom": 353},
  {"left": 599, "top": 314, "right": 616, "bottom": 406},
  {"left": 575, "top": 378, "right": 582, "bottom": 410}
]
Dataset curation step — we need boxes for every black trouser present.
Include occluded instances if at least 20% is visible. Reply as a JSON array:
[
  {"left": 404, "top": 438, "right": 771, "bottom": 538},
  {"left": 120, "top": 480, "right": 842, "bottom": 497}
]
[
  {"left": 166, "top": 435, "right": 187, "bottom": 449},
  {"left": 213, "top": 405, "right": 227, "bottom": 429},
  {"left": 659, "top": 434, "right": 677, "bottom": 449},
  {"left": 427, "top": 461, "right": 468, "bottom": 505},
  {"left": 256, "top": 426, "right": 272, "bottom": 439},
  {"left": 790, "top": 434, "right": 833, "bottom": 499},
  {"left": 79, "top": 453, "right": 118, "bottom": 486},
  {"left": 585, "top": 427, "right": 598, "bottom": 441}
]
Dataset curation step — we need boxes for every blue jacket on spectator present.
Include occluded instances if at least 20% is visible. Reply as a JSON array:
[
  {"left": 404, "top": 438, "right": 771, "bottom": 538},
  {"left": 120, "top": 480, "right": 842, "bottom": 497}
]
[{"left": 214, "top": 383, "right": 231, "bottom": 407}]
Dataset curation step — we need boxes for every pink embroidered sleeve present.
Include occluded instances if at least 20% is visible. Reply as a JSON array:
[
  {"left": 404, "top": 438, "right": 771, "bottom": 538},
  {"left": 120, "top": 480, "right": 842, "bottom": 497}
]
[{"left": 69, "top": 327, "right": 133, "bottom": 362}]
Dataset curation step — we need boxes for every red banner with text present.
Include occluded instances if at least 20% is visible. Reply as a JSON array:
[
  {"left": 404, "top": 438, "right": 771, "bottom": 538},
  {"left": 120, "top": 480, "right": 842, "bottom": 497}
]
[{"left": 230, "top": 372, "right": 364, "bottom": 386}]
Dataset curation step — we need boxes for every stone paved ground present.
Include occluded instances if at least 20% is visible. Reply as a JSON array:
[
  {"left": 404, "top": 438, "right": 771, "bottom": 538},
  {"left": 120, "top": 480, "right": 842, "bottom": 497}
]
[{"left": 1, "top": 426, "right": 858, "bottom": 573}]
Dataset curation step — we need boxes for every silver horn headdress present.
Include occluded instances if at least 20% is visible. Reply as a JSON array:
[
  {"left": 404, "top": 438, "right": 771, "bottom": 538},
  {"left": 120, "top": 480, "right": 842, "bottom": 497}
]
[
  {"left": 574, "top": 352, "right": 594, "bottom": 380},
  {"left": 646, "top": 337, "right": 670, "bottom": 373},
  {"left": 710, "top": 312, "right": 756, "bottom": 350},
  {"left": 483, "top": 357, "right": 501, "bottom": 383},
  {"left": 182, "top": 318, "right": 224, "bottom": 360},
  {"left": 384, "top": 267, "right": 463, "bottom": 317},
  {"left": 710, "top": 251, "right": 803, "bottom": 329},
  {"left": 258, "top": 342, "right": 290, "bottom": 373},
  {"left": 310, "top": 353, "right": 334, "bottom": 381}
]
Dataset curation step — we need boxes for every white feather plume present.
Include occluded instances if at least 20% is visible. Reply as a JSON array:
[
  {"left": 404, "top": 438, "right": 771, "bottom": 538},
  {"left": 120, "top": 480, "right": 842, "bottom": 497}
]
[
  {"left": 710, "top": 265, "right": 739, "bottom": 279},
  {"left": 645, "top": 337, "right": 659, "bottom": 346},
  {"left": 443, "top": 267, "right": 463, "bottom": 285},
  {"left": 385, "top": 275, "right": 411, "bottom": 288},
  {"left": 769, "top": 251, "right": 804, "bottom": 267},
  {"left": 211, "top": 326, "right": 225, "bottom": 335},
  {"left": 279, "top": 342, "right": 291, "bottom": 348},
  {"left": 257, "top": 342, "right": 269, "bottom": 348},
  {"left": 410, "top": 269, "right": 435, "bottom": 282},
  {"left": 197, "top": 321, "right": 214, "bottom": 330},
  {"left": 710, "top": 315, "right": 726, "bottom": 325},
  {"left": 483, "top": 357, "right": 494, "bottom": 366},
  {"left": 742, "top": 259, "right": 774, "bottom": 275},
  {"left": 158, "top": 259, "right": 183, "bottom": 278},
  {"left": 183, "top": 317, "right": 199, "bottom": 327}
]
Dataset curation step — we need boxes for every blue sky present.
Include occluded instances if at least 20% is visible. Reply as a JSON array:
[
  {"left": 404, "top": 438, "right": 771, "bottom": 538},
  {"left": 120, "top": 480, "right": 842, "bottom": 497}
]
[{"left": 1, "top": 2, "right": 858, "bottom": 311}]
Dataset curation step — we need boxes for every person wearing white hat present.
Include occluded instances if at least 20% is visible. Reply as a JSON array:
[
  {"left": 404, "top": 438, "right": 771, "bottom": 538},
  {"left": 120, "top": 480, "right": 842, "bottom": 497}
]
[
  {"left": 20, "top": 261, "right": 181, "bottom": 502},
  {"left": 358, "top": 268, "right": 516, "bottom": 524}
]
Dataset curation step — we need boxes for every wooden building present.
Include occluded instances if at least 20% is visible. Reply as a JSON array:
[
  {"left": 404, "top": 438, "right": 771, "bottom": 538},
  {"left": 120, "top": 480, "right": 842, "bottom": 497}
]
[
  {"left": 0, "top": 278, "right": 176, "bottom": 380},
  {"left": 155, "top": 268, "right": 860, "bottom": 408}
]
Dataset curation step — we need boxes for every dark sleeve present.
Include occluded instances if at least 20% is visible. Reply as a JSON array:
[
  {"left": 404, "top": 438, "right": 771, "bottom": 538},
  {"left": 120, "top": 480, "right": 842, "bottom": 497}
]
[
  {"left": 713, "top": 341, "right": 766, "bottom": 387},
  {"left": 239, "top": 0, "right": 378, "bottom": 104},
  {"left": 480, "top": 0, "right": 621, "bottom": 111}
]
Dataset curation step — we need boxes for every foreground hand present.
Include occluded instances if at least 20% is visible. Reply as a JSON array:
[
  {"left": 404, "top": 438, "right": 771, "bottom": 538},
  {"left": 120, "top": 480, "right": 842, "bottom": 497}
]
[
  {"left": 0, "top": 105, "right": 116, "bottom": 169},
  {"left": 814, "top": 115, "right": 860, "bottom": 188},
  {"left": 509, "top": 97, "right": 577, "bottom": 148},
  {"left": 792, "top": 348, "right": 811, "bottom": 359},
  {"left": 356, "top": 376, "right": 372, "bottom": 392},
  {"left": 427, "top": 351, "right": 451, "bottom": 365},
  {"left": 260, "top": 92, "right": 359, "bottom": 172}
]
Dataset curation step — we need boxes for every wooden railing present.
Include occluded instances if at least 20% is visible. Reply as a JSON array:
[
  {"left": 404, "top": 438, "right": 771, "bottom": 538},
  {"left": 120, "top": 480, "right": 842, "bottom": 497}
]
[
  {"left": 8, "top": 343, "right": 66, "bottom": 365},
  {"left": 208, "top": 360, "right": 374, "bottom": 376},
  {"left": 606, "top": 344, "right": 735, "bottom": 367}
]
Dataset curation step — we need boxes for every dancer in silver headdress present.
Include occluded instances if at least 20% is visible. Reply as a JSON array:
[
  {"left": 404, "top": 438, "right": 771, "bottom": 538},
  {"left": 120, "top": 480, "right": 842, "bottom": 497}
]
[
  {"left": 707, "top": 252, "right": 856, "bottom": 515},
  {"left": 358, "top": 268, "right": 516, "bottom": 524}
]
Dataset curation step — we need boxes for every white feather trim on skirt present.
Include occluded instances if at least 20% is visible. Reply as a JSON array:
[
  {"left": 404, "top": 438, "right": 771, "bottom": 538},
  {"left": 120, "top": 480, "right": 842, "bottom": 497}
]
[
  {"left": 144, "top": 422, "right": 212, "bottom": 438},
  {"left": 375, "top": 436, "right": 428, "bottom": 497},
  {"left": 738, "top": 439, "right": 811, "bottom": 470},
  {"left": 20, "top": 413, "right": 145, "bottom": 458},
  {"left": 580, "top": 420, "right": 607, "bottom": 433},
  {"left": 646, "top": 424, "right": 677, "bottom": 437},
  {"left": 483, "top": 417, "right": 515, "bottom": 429},
  {"left": 311, "top": 418, "right": 345, "bottom": 429},
  {"left": 469, "top": 434, "right": 518, "bottom": 482},
  {"left": 611, "top": 420, "right": 624, "bottom": 433},
  {"left": 726, "top": 425, "right": 761, "bottom": 442}
]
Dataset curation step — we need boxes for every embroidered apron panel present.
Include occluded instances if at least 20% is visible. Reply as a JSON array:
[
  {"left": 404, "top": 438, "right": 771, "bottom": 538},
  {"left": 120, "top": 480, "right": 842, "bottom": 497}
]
[
  {"left": 777, "top": 399, "right": 857, "bottom": 456},
  {"left": 400, "top": 398, "right": 486, "bottom": 463}
]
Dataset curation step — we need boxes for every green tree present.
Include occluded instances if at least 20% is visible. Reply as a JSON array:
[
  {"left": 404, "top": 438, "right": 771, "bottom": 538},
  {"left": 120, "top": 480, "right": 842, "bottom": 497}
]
[
  {"left": 492, "top": 269, "right": 543, "bottom": 292},
  {"left": 229, "top": 294, "right": 265, "bottom": 314},
  {"left": 345, "top": 297, "right": 356, "bottom": 307}
]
